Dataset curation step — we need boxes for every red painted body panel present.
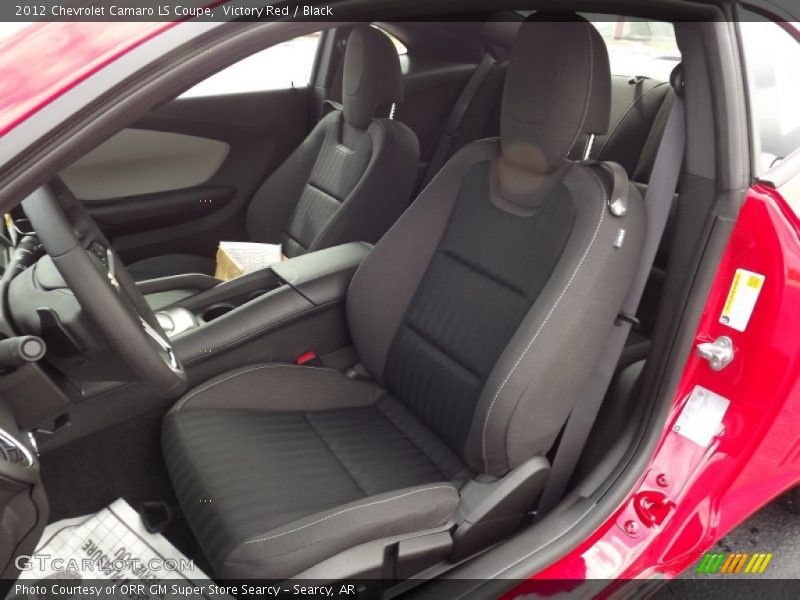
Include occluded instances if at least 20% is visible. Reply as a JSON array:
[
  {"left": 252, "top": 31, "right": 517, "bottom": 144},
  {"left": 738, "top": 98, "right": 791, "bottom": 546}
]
[
  {"left": 0, "top": 22, "right": 171, "bottom": 136},
  {"left": 510, "top": 184, "right": 800, "bottom": 592}
]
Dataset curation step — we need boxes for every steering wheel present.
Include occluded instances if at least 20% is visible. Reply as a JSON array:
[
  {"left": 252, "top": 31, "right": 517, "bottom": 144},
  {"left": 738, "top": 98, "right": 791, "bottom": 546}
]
[{"left": 20, "top": 185, "right": 188, "bottom": 398}]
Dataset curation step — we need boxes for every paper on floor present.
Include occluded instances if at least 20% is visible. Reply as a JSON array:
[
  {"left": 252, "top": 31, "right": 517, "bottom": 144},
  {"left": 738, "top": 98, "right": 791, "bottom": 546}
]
[{"left": 13, "top": 498, "right": 224, "bottom": 600}]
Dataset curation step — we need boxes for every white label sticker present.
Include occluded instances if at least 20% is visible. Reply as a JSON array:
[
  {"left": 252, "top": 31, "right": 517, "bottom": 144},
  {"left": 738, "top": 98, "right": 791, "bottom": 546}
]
[
  {"left": 673, "top": 385, "right": 730, "bottom": 447},
  {"left": 719, "top": 268, "right": 765, "bottom": 332}
]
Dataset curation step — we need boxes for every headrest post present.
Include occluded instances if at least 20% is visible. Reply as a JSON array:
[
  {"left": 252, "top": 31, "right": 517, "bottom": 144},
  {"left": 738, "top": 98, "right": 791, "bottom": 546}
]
[{"left": 582, "top": 134, "right": 596, "bottom": 161}]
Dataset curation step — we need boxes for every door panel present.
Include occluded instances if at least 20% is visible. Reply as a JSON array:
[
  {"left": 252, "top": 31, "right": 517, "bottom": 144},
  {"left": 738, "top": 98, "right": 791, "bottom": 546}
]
[
  {"left": 87, "top": 186, "right": 235, "bottom": 237},
  {"left": 62, "top": 35, "right": 490, "bottom": 266},
  {"left": 70, "top": 87, "right": 312, "bottom": 265},
  {"left": 61, "top": 128, "right": 230, "bottom": 200}
]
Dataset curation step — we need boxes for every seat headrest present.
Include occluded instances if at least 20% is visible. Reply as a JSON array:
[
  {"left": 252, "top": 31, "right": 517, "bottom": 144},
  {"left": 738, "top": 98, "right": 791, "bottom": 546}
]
[
  {"left": 343, "top": 26, "right": 404, "bottom": 130},
  {"left": 500, "top": 14, "right": 611, "bottom": 175}
]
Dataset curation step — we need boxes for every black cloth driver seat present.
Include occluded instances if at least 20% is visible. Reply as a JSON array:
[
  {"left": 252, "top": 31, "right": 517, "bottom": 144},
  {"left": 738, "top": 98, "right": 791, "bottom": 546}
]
[{"left": 163, "top": 17, "right": 646, "bottom": 579}]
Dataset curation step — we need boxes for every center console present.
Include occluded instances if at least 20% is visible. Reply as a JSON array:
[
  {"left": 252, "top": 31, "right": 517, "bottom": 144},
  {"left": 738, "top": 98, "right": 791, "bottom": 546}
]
[
  {"left": 2, "top": 242, "right": 371, "bottom": 451},
  {"left": 139, "top": 242, "right": 371, "bottom": 365}
]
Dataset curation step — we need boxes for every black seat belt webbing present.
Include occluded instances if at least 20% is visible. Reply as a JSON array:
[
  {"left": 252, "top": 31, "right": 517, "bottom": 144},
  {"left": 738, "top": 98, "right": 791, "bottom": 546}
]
[
  {"left": 420, "top": 52, "right": 496, "bottom": 188},
  {"left": 537, "top": 90, "right": 686, "bottom": 515},
  {"left": 319, "top": 38, "right": 346, "bottom": 121}
]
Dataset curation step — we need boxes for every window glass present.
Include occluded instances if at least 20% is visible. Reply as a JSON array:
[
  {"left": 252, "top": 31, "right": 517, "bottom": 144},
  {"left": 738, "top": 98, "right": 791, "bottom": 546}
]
[
  {"left": 371, "top": 25, "right": 408, "bottom": 55},
  {"left": 586, "top": 17, "right": 681, "bottom": 80},
  {"left": 180, "top": 32, "right": 321, "bottom": 98},
  {"left": 740, "top": 18, "right": 800, "bottom": 172}
]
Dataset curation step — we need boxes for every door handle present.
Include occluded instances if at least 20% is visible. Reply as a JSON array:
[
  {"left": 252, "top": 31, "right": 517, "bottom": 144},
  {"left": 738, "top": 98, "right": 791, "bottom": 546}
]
[{"left": 696, "top": 336, "right": 734, "bottom": 371}]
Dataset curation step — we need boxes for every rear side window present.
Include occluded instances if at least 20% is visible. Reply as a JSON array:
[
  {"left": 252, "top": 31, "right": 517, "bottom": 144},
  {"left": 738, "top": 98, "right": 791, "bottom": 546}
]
[
  {"left": 180, "top": 32, "right": 321, "bottom": 98},
  {"left": 740, "top": 17, "right": 800, "bottom": 172},
  {"left": 372, "top": 25, "right": 408, "bottom": 55},
  {"left": 585, "top": 16, "right": 681, "bottom": 80}
]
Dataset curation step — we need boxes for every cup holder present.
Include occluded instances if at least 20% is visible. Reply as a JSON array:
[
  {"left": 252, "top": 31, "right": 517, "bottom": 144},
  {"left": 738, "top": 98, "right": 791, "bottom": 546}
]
[{"left": 202, "top": 303, "right": 236, "bottom": 322}]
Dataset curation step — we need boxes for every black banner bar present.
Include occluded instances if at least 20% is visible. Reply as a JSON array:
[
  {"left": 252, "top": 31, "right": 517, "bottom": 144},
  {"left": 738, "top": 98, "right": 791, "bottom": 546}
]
[{"left": 0, "top": 0, "right": 798, "bottom": 23}]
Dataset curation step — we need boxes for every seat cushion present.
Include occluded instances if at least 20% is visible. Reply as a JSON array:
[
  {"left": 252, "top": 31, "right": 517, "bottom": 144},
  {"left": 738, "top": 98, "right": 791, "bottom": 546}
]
[
  {"left": 162, "top": 365, "right": 466, "bottom": 578},
  {"left": 127, "top": 253, "right": 215, "bottom": 281}
]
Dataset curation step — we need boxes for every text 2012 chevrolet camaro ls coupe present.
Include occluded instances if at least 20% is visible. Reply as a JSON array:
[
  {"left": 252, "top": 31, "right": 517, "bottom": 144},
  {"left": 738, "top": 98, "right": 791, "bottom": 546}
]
[{"left": 0, "top": 1, "right": 799, "bottom": 597}]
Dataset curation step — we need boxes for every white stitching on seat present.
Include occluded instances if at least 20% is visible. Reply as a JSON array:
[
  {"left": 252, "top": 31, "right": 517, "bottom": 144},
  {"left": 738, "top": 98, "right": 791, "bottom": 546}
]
[
  {"left": 174, "top": 364, "right": 340, "bottom": 412},
  {"left": 243, "top": 485, "right": 454, "bottom": 545},
  {"left": 480, "top": 172, "right": 608, "bottom": 472},
  {"left": 174, "top": 365, "right": 280, "bottom": 411}
]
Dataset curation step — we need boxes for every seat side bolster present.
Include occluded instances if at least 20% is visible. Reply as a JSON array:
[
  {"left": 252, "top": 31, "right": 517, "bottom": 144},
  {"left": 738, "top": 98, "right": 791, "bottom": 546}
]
[
  {"left": 221, "top": 483, "right": 459, "bottom": 579},
  {"left": 307, "top": 117, "right": 420, "bottom": 253},
  {"left": 466, "top": 165, "right": 646, "bottom": 476},
  {"left": 170, "top": 363, "right": 383, "bottom": 413}
]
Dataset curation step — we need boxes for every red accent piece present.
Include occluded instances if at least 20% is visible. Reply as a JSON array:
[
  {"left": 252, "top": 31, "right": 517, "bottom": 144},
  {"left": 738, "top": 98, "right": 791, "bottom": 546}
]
[
  {"left": 633, "top": 490, "right": 674, "bottom": 527},
  {"left": 295, "top": 351, "right": 319, "bottom": 366}
]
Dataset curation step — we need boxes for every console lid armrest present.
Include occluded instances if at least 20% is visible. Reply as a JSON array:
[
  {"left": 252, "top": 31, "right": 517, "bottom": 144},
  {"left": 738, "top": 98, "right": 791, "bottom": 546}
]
[
  {"left": 272, "top": 242, "right": 372, "bottom": 305},
  {"left": 135, "top": 273, "right": 219, "bottom": 295}
]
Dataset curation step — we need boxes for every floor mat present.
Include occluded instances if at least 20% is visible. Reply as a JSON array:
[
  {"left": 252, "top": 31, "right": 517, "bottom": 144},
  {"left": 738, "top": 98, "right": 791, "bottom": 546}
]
[
  {"left": 13, "top": 499, "right": 224, "bottom": 599},
  {"left": 38, "top": 410, "right": 211, "bottom": 573}
]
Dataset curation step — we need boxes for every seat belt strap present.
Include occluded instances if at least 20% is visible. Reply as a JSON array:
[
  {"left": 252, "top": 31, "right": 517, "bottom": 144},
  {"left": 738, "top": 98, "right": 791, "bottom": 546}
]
[
  {"left": 319, "top": 37, "right": 346, "bottom": 122},
  {"left": 420, "top": 52, "right": 496, "bottom": 188},
  {"left": 320, "top": 99, "right": 343, "bottom": 118},
  {"left": 537, "top": 89, "right": 686, "bottom": 515}
]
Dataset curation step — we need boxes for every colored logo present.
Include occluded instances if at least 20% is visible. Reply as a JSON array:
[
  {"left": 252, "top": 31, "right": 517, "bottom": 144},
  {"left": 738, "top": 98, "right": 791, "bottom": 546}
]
[{"left": 696, "top": 552, "right": 773, "bottom": 574}]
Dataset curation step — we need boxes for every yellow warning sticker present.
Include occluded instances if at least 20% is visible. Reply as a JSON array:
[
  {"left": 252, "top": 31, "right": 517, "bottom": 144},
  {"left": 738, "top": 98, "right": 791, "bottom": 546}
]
[{"left": 719, "top": 268, "right": 765, "bottom": 332}]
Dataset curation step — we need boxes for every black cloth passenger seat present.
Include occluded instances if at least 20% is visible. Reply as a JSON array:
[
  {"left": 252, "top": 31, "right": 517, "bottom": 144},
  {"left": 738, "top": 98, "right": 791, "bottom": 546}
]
[
  {"left": 415, "top": 63, "right": 678, "bottom": 362},
  {"left": 128, "top": 25, "right": 420, "bottom": 281},
  {"left": 473, "top": 68, "right": 679, "bottom": 350},
  {"left": 162, "top": 16, "right": 647, "bottom": 579}
]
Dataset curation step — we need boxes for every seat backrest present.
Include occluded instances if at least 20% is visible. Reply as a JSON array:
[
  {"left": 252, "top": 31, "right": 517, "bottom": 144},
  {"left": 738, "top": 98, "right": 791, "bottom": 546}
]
[
  {"left": 245, "top": 26, "right": 420, "bottom": 257},
  {"left": 347, "top": 15, "right": 646, "bottom": 477}
]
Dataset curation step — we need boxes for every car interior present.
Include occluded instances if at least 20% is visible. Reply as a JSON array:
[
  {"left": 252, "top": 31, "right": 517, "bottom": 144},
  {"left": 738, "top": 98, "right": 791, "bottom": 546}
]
[{"left": 0, "top": 4, "right": 753, "bottom": 592}]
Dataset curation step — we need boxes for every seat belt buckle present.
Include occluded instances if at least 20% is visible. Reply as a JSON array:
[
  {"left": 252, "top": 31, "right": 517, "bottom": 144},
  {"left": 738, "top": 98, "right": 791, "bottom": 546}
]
[
  {"left": 296, "top": 350, "right": 323, "bottom": 367},
  {"left": 345, "top": 362, "right": 373, "bottom": 382}
]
